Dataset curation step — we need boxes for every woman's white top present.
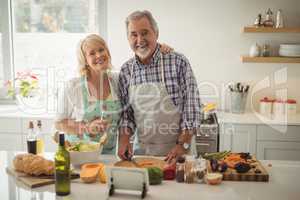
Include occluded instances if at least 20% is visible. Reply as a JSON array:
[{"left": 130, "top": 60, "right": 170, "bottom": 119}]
[{"left": 55, "top": 71, "right": 120, "bottom": 122}]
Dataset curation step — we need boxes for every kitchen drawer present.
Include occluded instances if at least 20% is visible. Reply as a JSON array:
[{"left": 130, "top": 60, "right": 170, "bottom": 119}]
[
  {"left": 257, "top": 125, "right": 300, "bottom": 142},
  {"left": 0, "top": 118, "right": 22, "bottom": 133},
  {"left": 22, "top": 119, "right": 55, "bottom": 135},
  {"left": 257, "top": 141, "right": 300, "bottom": 161}
]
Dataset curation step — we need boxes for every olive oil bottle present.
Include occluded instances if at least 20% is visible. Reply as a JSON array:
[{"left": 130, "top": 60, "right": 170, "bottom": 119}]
[{"left": 55, "top": 133, "right": 70, "bottom": 196}]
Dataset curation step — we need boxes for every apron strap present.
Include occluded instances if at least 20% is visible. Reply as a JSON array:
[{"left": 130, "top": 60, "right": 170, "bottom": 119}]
[{"left": 81, "top": 76, "right": 89, "bottom": 111}]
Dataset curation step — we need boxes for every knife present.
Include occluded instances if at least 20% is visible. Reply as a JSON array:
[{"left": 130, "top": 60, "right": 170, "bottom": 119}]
[{"left": 125, "top": 149, "right": 140, "bottom": 167}]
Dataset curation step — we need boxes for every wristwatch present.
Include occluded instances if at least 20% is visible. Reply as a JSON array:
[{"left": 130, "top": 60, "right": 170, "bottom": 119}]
[{"left": 176, "top": 140, "right": 190, "bottom": 150}]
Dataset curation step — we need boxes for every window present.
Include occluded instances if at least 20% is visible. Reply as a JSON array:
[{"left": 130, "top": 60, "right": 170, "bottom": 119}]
[{"left": 0, "top": 0, "right": 107, "bottom": 107}]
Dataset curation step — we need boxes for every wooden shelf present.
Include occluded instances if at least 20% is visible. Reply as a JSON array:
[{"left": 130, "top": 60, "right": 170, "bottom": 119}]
[
  {"left": 241, "top": 56, "right": 300, "bottom": 63},
  {"left": 243, "top": 26, "right": 300, "bottom": 33}
]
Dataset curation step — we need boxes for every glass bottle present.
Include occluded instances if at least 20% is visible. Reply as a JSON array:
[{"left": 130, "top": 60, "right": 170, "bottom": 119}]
[
  {"left": 262, "top": 44, "right": 270, "bottom": 57},
  {"left": 36, "top": 120, "right": 45, "bottom": 154},
  {"left": 55, "top": 133, "right": 70, "bottom": 196},
  {"left": 27, "top": 121, "right": 37, "bottom": 154},
  {"left": 176, "top": 156, "right": 186, "bottom": 183}
]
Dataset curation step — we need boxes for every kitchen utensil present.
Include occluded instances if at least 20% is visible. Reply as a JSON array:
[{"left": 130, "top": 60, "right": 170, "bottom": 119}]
[
  {"left": 6, "top": 167, "right": 79, "bottom": 188},
  {"left": 106, "top": 166, "right": 149, "bottom": 199}
]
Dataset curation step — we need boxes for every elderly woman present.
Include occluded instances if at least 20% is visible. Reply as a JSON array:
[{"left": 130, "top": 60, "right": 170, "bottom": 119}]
[
  {"left": 55, "top": 34, "right": 120, "bottom": 154},
  {"left": 55, "top": 34, "right": 172, "bottom": 154}
]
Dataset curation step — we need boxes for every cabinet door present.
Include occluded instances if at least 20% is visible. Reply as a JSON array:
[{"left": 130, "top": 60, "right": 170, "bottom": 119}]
[
  {"left": 220, "top": 124, "right": 257, "bottom": 155},
  {"left": 257, "top": 141, "right": 300, "bottom": 161}
]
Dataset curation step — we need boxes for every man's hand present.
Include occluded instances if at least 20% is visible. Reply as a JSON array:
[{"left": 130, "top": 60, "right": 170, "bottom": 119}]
[
  {"left": 164, "top": 144, "right": 186, "bottom": 163},
  {"left": 118, "top": 127, "right": 133, "bottom": 160}
]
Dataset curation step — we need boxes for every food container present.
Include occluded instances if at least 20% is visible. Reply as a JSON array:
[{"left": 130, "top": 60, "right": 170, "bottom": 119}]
[
  {"left": 286, "top": 99, "right": 297, "bottom": 115},
  {"left": 68, "top": 141, "right": 103, "bottom": 166},
  {"left": 273, "top": 100, "right": 286, "bottom": 116},
  {"left": 205, "top": 173, "right": 223, "bottom": 185},
  {"left": 259, "top": 97, "right": 274, "bottom": 116}
]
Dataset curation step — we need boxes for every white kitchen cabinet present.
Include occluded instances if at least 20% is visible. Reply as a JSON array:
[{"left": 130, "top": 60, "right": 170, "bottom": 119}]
[
  {"left": 0, "top": 118, "right": 23, "bottom": 151},
  {"left": 257, "top": 141, "right": 300, "bottom": 160},
  {"left": 256, "top": 125, "right": 300, "bottom": 160},
  {"left": 0, "top": 133, "right": 23, "bottom": 151},
  {"left": 220, "top": 124, "right": 257, "bottom": 155}
]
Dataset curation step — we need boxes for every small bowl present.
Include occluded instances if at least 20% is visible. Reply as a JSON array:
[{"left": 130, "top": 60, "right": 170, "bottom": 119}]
[
  {"left": 205, "top": 173, "right": 223, "bottom": 185},
  {"left": 68, "top": 141, "right": 103, "bottom": 166}
]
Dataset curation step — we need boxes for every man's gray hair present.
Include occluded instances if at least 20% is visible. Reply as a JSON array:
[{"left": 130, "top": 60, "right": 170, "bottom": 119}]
[{"left": 126, "top": 10, "right": 159, "bottom": 35}]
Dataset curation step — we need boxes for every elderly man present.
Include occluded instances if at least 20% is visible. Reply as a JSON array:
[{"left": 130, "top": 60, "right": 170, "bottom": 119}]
[{"left": 118, "top": 10, "right": 201, "bottom": 162}]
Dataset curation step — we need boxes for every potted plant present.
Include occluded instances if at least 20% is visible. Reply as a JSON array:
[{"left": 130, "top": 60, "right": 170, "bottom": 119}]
[{"left": 4, "top": 70, "right": 41, "bottom": 106}]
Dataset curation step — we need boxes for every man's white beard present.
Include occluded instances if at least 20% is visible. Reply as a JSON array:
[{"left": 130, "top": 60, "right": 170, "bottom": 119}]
[{"left": 136, "top": 47, "right": 151, "bottom": 59}]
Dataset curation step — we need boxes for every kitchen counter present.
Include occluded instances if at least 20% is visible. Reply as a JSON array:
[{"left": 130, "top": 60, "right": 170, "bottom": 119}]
[
  {"left": 218, "top": 111, "right": 300, "bottom": 125},
  {"left": 1, "top": 151, "right": 300, "bottom": 200}
]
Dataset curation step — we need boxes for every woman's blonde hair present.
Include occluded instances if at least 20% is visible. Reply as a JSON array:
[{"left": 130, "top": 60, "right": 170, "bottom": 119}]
[{"left": 77, "top": 34, "right": 112, "bottom": 76}]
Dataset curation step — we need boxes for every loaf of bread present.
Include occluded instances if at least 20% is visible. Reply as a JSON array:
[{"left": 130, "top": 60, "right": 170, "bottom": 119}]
[{"left": 13, "top": 153, "right": 54, "bottom": 176}]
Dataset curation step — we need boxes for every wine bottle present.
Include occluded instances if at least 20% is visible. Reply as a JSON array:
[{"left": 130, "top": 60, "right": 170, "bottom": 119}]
[{"left": 55, "top": 133, "right": 70, "bottom": 196}]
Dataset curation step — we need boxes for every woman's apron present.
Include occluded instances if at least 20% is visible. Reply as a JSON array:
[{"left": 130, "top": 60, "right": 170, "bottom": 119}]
[
  {"left": 129, "top": 53, "right": 196, "bottom": 156},
  {"left": 65, "top": 73, "right": 121, "bottom": 154}
]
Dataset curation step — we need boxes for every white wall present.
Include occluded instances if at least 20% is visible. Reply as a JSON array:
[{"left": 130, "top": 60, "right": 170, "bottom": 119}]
[{"left": 107, "top": 0, "right": 300, "bottom": 112}]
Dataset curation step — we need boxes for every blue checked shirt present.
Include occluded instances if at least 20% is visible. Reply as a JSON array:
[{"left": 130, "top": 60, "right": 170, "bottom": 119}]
[{"left": 119, "top": 46, "right": 201, "bottom": 134}]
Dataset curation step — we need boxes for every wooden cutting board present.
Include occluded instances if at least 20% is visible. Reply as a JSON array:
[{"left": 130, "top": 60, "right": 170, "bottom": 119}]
[
  {"left": 6, "top": 167, "right": 80, "bottom": 188},
  {"left": 114, "top": 157, "right": 166, "bottom": 170},
  {"left": 206, "top": 159, "right": 269, "bottom": 182}
]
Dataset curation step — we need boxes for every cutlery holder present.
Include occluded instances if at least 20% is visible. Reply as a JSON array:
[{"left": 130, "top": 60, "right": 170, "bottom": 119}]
[{"left": 230, "top": 92, "right": 248, "bottom": 114}]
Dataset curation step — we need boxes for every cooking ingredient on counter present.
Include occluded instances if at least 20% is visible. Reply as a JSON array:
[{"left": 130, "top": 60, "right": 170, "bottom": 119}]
[
  {"left": 80, "top": 163, "right": 106, "bottom": 184},
  {"left": 210, "top": 159, "right": 219, "bottom": 172},
  {"left": 147, "top": 167, "right": 163, "bottom": 185},
  {"left": 185, "top": 161, "right": 196, "bottom": 184},
  {"left": 27, "top": 121, "right": 37, "bottom": 154},
  {"left": 205, "top": 173, "right": 223, "bottom": 185},
  {"left": 36, "top": 120, "right": 45, "bottom": 155},
  {"left": 67, "top": 142, "right": 99, "bottom": 152},
  {"left": 176, "top": 156, "right": 186, "bottom": 183},
  {"left": 235, "top": 162, "right": 251, "bottom": 173},
  {"left": 13, "top": 153, "right": 54, "bottom": 176},
  {"left": 217, "top": 162, "right": 228, "bottom": 173},
  {"left": 55, "top": 133, "right": 71, "bottom": 196},
  {"left": 80, "top": 163, "right": 102, "bottom": 183},
  {"left": 203, "top": 151, "right": 231, "bottom": 160},
  {"left": 163, "top": 162, "right": 176, "bottom": 180}
]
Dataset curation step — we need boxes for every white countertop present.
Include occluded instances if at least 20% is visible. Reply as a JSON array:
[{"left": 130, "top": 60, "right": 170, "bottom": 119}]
[
  {"left": 0, "top": 105, "right": 55, "bottom": 119},
  {"left": 1, "top": 104, "right": 300, "bottom": 125},
  {"left": 1, "top": 151, "right": 300, "bottom": 200},
  {"left": 218, "top": 111, "right": 300, "bottom": 125}
]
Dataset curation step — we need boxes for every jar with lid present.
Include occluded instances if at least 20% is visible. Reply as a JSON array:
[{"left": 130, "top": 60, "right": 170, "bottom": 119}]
[
  {"left": 176, "top": 156, "right": 186, "bottom": 183},
  {"left": 259, "top": 97, "right": 274, "bottom": 116},
  {"left": 262, "top": 44, "right": 271, "bottom": 57},
  {"left": 286, "top": 99, "right": 297, "bottom": 116}
]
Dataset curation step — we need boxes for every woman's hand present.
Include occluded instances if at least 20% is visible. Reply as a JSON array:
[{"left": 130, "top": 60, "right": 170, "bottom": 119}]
[
  {"left": 160, "top": 43, "right": 174, "bottom": 54},
  {"left": 86, "top": 118, "right": 109, "bottom": 137}
]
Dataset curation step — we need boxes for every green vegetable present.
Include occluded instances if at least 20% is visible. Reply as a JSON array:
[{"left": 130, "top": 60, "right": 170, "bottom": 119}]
[
  {"left": 203, "top": 150, "right": 231, "bottom": 160},
  {"left": 147, "top": 167, "right": 163, "bottom": 185}
]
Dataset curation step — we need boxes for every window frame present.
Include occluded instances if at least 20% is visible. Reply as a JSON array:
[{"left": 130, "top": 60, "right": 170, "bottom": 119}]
[{"left": 0, "top": 0, "right": 107, "bottom": 104}]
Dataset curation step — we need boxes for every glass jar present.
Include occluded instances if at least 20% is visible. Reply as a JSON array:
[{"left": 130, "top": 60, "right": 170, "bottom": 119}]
[{"left": 176, "top": 156, "right": 186, "bottom": 183}]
